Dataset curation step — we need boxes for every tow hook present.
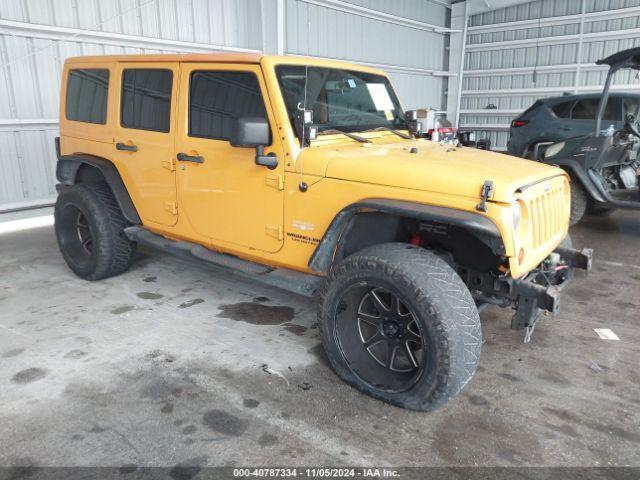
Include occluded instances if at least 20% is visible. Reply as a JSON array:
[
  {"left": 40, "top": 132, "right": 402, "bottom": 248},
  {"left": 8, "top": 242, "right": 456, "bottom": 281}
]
[
  {"left": 523, "top": 322, "right": 537, "bottom": 343},
  {"left": 476, "top": 180, "right": 494, "bottom": 212},
  {"left": 510, "top": 282, "right": 561, "bottom": 343},
  {"left": 522, "top": 307, "right": 552, "bottom": 344}
]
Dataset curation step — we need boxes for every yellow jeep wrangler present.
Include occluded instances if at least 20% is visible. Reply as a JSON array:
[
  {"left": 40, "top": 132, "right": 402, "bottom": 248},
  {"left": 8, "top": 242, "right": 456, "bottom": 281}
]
[{"left": 55, "top": 53, "right": 592, "bottom": 410}]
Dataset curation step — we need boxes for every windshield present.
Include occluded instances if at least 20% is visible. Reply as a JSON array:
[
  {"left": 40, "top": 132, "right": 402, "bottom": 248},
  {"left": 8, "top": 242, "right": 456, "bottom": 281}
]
[{"left": 276, "top": 65, "right": 407, "bottom": 135}]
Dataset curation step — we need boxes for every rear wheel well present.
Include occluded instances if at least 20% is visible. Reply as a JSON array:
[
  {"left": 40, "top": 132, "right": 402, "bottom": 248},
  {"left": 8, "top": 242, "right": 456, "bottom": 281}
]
[
  {"left": 75, "top": 163, "right": 108, "bottom": 186},
  {"left": 525, "top": 139, "right": 557, "bottom": 159},
  {"left": 334, "top": 212, "right": 503, "bottom": 273},
  {"left": 57, "top": 156, "right": 141, "bottom": 225}
]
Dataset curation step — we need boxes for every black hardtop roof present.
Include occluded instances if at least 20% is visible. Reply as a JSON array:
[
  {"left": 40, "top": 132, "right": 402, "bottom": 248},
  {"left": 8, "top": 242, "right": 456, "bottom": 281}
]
[{"left": 596, "top": 47, "right": 640, "bottom": 69}]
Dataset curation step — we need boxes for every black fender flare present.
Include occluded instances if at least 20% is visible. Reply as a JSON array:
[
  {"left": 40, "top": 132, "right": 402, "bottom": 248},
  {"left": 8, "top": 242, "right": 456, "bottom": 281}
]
[
  {"left": 308, "top": 198, "right": 505, "bottom": 274},
  {"left": 55, "top": 144, "right": 141, "bottom": 225},
  {"left": 550, "top": 157, "right": 606, "bottom": 203}
]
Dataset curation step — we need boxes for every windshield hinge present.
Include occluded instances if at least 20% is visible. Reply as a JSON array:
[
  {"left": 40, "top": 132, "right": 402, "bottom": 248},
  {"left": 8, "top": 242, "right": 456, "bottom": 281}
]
[{"left": 476, "top": 180, "right": 494, "bottom": 212}]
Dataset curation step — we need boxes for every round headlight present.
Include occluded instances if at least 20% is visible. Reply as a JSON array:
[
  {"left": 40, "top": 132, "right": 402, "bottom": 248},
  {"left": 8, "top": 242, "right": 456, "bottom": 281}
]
[
  {"left": 544, "top": 141, "right": 565, "bottom": 158},
  {"left": 512, "top": 201, "right": 522, "bottom": 230}
]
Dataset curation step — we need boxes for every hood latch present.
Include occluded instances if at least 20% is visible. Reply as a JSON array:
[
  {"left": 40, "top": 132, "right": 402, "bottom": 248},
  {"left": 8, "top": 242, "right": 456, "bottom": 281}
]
[{"left": 476, "top": 180, "right": 494, "bottom": 212}]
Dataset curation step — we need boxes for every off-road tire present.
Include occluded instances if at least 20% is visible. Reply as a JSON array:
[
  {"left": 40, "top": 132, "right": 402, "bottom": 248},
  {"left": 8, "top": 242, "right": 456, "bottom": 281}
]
[
  {"left": 55, "top": 184, "right": 136, "bottom": 280},
  {"left": 569, "top": 177, "right": 588, "bottom": 226},
  {"left": 318, "top": 243, "right": 481, "bottom": 411}
]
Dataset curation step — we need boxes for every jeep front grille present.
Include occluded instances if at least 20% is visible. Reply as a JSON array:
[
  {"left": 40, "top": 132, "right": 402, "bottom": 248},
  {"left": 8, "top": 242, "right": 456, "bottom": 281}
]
[{"left": 528, "top": 181, "right": 567, "bottom": 249}]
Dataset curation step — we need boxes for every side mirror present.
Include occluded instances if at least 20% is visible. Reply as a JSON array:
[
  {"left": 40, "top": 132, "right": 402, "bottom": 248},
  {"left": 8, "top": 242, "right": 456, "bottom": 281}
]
[
  {"left": 231, "top": 117, "right": 270, "bottom": 148},
  {"left": 230, "top": 117, "right": 278, "bottom": 170}
]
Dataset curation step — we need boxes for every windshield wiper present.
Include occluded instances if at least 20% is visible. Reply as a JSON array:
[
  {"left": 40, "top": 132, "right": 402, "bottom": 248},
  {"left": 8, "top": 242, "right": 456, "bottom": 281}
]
[
  {"left": 318, "top": 128, "right": 371, "bottom": 143},
  {"left": 364, "top": 126, "right": 412, "bottom": 139}
]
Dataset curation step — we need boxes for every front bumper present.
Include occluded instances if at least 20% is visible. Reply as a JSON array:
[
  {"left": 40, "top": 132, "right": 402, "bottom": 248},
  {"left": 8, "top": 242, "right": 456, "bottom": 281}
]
[
  {"left": 465, "top": 245, "right": 593, "bottom": 331},
  {"left": 509, "top": 246, "right": 592, "bottom": 330}
]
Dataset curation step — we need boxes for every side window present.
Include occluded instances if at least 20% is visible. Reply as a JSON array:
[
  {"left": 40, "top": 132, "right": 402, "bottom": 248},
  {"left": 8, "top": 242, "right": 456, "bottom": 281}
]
[
  {"left": 65, "top": 69, "right": 109, "bottom": 124},
  {"left": 571, "top": 98, "right": 599, "bottom": 120},
  {"left": 189, "top": 70, "right": 268, "bottom": 140},
  {"left": 121, "top": 69, "right": 173, "bottom": 132},
  {"left": 551, "top": 101, "right": 574, "bottom": 119},
  {"left": 571, "top": 97, "right": 620, "bottom": 121}
]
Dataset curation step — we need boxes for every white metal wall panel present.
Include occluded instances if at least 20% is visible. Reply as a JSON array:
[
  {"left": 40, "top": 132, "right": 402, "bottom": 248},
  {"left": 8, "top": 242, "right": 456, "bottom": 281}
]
[
  {"left": 285, "top": 2, "right": 447, "bottom": 69},
  {"left": 284, "top": 0, "right": 449, "bottom": 111},
  {"left": 460, "top": 0, "right": 640, "bottom": 151},
  {"left": 1, "top": 0, "right": 264, "bottom": 49},
  {"left": 389, "top": 72, "right": 445, "bottom": 113},
  {"left": 0, "top": 0, "right": 452, "bottom": 211},
  {"left": 346, "top": 0, "right": 449, "bottom": 24}
]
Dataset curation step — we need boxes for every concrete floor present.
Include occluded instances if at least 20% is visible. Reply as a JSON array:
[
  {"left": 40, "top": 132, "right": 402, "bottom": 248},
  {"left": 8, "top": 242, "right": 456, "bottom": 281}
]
[{"left": 0, "top": 211, "right": 639, "bottom": 470}]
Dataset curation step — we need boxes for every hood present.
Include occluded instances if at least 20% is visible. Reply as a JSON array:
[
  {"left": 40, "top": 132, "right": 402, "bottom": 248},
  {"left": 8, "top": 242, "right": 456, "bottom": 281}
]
[{"left": 296, "top": 138, "right": 565, "bottom": 203}]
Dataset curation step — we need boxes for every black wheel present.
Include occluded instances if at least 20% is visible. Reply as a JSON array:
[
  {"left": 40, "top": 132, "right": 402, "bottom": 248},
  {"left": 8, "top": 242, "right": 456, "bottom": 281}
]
[
  {"left": 569, "top": 177, "right": 588, "bottom": 226},
  {"left": 318, "top": 243, "right": 481, "bottom": 411},
  {"left": 55, "top": 184, "right": 136, "bottom": 280}
]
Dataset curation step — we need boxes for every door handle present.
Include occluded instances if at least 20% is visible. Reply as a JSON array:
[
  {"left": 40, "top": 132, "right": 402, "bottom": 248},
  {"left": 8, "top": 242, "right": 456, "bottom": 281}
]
[
  {"left": 116, "top": 142, "right": 138, "bottom": 152},
  {"left": 177, "top": 152, "right": 204, "bottom": 164}
]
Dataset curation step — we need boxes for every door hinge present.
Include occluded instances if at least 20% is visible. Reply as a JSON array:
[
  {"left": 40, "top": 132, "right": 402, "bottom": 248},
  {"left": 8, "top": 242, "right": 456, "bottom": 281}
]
[
  {"left": 162, "top": 157, "right": 176, "bottom": 172},
  {"left": 164, "top": 201, "right": 178, "bottom": 215},
  {"left": 265, "top": 224, "right": 283, "bottom": 241},
  {"left": 265, "top": 173, "right": 284, "bottom": 191}
]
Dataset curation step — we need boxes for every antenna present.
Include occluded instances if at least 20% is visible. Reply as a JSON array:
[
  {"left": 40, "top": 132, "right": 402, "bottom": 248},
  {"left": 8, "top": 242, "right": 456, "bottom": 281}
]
[
  {"left": 299, "top": 64, "right": 309, "bottom": 192},
  {"left": 532, "top": 9, "right": 542, "bottom": 84}
]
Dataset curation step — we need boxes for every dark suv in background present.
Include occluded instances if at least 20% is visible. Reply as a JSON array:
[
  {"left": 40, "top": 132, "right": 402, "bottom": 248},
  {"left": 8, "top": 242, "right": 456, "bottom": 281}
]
[{"left": 507, "top": 92, "right": 640, "bottom": 158}]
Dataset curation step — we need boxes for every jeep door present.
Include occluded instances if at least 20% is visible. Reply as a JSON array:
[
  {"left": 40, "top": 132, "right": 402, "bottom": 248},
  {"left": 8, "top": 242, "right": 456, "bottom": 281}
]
[
  {"left": 113, "top": 63, "right": 178, "bottom": 227},
  {"left": 175, "top": 63, "right": 285, "bottom": 253}
]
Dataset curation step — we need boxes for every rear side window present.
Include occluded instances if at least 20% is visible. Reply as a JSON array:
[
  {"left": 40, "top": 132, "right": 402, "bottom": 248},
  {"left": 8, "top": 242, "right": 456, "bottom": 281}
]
[
  {"left": 571, "top": 98, "right": 599, "bottom": 120},
  {"left": 121, "top": 69, "right": 173, "bottom": 132},
  {"left": 551, "top": 101, "right": 574, "bottom": 119},
  {"left": 65, "top": 69, "right": 109, "bottom": 124},
  {"left": 189, "top": 71, "right": 268, "bottom": 140},
  {"left": 572, "top": 97, "right": 620, "bottom": 122}
]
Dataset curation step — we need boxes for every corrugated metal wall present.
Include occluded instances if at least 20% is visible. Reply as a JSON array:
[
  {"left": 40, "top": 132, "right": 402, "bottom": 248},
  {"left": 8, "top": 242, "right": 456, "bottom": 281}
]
[
  {"left": 0, "top": 0, "right": 451, "bottom": 211},
  {"left": 284, "top": 0, "right": 450, "bottom": 109},
  {"left": 459, "top": 0, "right": 640, "bottom": 151}
]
